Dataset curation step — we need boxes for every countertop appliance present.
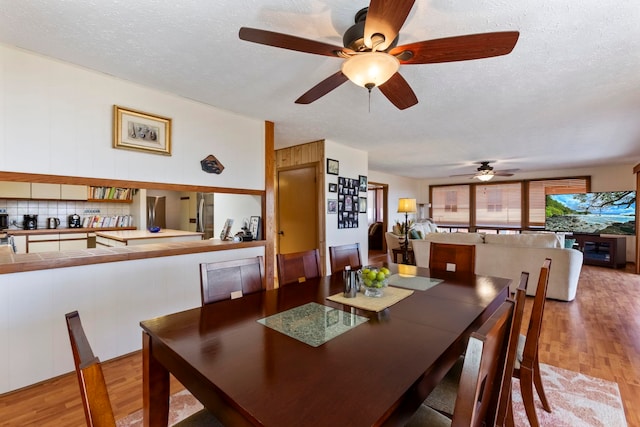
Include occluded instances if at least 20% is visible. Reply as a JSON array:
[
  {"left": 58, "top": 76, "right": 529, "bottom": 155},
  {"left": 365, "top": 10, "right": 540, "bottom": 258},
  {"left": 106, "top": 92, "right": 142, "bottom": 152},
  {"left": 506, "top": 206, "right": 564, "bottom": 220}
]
[
  {"left": 47, "top": 217, "right": 60, "bottom": 229},
  {"left": 0, "top": 214, "right": 7, "bottom": 230},
  {"left": 147, "top": 196, "right": 166, "bottom": 229},
  {"left": 68, "top": 214, "right": 82, "bottom": 228},
  {"left": 23, "top": 214, "right": 38, "bottom": 230}
]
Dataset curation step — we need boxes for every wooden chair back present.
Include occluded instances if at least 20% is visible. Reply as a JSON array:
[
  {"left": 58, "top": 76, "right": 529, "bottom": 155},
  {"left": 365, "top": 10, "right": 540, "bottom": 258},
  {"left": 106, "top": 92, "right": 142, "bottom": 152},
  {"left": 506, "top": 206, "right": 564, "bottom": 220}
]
[
  {"left": 65, "top": 311, "right": 116, "bottom": 427},
  {"left": 522, "top": 258, "right": 551, "bottom": 367},
  {"left": 199, "top": 256, "right": 264, "bottom": 305},
  {"left": 328, "top": 243, "right": 362, "bottom": 273},
  {"left": 429, "top": 242, "right": 476, "bottom": 274},
  {"left": 277, "top": 249, "right": 322, "bottom": 286},
  {"left": 496, "top": 272, "right": 529, "bottom": 427},
  {"left": 450, "top": 299, "right": 515, "bottom": 427}
]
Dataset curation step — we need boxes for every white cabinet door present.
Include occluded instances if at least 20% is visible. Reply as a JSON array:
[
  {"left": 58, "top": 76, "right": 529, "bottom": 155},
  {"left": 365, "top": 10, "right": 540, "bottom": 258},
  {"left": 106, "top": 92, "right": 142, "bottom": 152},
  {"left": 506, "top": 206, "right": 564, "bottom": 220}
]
[
  {"left": 12, "top": 235, "right": 27, "bottom": 253},
  {"left": 59, "top": 239, "right": 88, "bottom": 251},
  {"left": 28, "top": 241, "right": 60, "bottom": 253},
  {"left": 61, "top": 184, "right": 88, "bottom": 201},
  {"left": 31, "top": 183, "right": 60, "bottom": 200},
  {"left": 0, "top": 181, "right": 31, "bottom": 198}
]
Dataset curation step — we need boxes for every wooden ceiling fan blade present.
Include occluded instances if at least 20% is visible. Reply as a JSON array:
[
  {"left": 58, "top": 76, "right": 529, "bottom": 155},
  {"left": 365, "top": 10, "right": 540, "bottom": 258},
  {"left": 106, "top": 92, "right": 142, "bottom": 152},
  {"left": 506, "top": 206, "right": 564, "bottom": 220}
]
[
  {"left": 390, "top": 31, "right": 520, "bottom": 64},
  {"left": 378, "top": 72, "right": 418, "bottom": 110},
  {"left": 239, "top": 27, "right": 351, "bottom": 57},
  {"left": 364, "top": 0, "right": 415, "bottom": 51},
  {"left": 295, "top": 71, "right": 349, "bottom": 104}
]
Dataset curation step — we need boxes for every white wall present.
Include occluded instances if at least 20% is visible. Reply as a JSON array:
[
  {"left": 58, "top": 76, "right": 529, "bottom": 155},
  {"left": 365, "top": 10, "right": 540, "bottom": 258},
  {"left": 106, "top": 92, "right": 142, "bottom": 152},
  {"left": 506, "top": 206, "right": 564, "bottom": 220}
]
[
  {"left": 0, "top": 246, "right": 265, "bottom": 393},
  {"left": 214, "top": 193, "right": 262, "bottom": 238},
  {"left": 367, "top": 169, "right": 422, "bottom": 231},
  {"left": 0, "top": 44, "right": 264, "bottom": 190},
  {"left": 325, "top": 140, "right": 369, "bottom": 271}
]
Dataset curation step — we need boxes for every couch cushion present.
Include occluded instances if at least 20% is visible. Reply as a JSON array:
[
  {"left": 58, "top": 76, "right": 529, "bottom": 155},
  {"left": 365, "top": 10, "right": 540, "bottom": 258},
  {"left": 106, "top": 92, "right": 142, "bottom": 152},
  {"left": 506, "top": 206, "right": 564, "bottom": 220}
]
[
  {"left": 423, "top": 232, "right": 485, "bottom": 244},
  {"left": 484, "top": 233, "right": 562, "bottom": 248}
]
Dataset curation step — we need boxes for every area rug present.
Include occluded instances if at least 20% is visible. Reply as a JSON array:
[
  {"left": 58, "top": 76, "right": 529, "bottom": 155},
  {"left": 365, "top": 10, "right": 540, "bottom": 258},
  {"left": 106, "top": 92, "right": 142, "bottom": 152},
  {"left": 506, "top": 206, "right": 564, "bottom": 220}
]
[
  {"left": 118, "top": 364, "right": 627, "bottom": 426},
  {"left": 512, "top": 363, "right": 627, "bottom": 426}
]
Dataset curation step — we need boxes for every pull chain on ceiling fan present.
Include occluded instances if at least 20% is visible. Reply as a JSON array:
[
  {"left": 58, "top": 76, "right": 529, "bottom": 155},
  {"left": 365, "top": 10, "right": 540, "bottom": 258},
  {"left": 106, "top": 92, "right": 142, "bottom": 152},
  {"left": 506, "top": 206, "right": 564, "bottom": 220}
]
[{"left": 239, "top": 0, "right": 519, "bottom": 110}]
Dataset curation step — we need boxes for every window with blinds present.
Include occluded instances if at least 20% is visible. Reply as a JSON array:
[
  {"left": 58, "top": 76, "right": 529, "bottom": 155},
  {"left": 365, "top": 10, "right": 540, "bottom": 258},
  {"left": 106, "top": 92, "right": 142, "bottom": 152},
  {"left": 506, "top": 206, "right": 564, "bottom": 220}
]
[
  {"left": 476, "top": 183, "right": 522, "bottom": 227},
  {"left": 432, "top": 185, "right": 470, "bottom": 225},
  {"left": 528, "top": 178, "right": 589, "bottom": 226}
]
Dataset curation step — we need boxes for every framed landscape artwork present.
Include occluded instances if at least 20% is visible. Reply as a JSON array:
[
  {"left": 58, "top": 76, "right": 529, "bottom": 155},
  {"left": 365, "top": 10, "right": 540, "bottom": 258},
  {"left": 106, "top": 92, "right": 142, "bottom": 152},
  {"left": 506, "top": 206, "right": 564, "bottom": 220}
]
[{"left": 113, "top": 105, "right": 172, "bottom": 155}]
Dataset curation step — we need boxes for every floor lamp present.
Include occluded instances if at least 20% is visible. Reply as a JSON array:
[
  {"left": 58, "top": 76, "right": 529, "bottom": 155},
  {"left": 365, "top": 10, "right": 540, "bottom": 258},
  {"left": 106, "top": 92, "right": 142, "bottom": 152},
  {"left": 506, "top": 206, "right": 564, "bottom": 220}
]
[{"left": 397, "top": 198, "right": 417, "bottom": 264}]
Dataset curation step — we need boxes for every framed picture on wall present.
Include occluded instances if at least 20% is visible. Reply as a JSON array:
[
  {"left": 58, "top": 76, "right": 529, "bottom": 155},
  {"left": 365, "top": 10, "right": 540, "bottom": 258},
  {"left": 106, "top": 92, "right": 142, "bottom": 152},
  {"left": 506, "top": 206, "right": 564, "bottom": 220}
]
[
  {"left": 328, "top": 199, "right": 338, "bottom": 214},
  {"left": 359, "top": 175, "right": 368, "bottom": 192},
  {"left": 113, "top": 105, "right": 172, "bottom": 155},
  {"left": 327, "top": 158, "right": 339, "bottom": 175},
  {"left": 328, "top": 183, "right": 337, "bottom": 192},
  {"left": 359, "top": 197, "right": 367, "bottom": 213}
]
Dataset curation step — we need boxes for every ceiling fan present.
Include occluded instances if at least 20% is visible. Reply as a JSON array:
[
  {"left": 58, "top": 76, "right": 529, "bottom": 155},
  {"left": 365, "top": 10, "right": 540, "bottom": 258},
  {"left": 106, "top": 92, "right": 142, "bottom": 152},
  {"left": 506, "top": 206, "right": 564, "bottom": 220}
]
[
  {"left": 450, "top": 161, "right": 520, "bottom": 182},
  {"left": 238, "top": 0, "right": 519, "bottom": 110}
]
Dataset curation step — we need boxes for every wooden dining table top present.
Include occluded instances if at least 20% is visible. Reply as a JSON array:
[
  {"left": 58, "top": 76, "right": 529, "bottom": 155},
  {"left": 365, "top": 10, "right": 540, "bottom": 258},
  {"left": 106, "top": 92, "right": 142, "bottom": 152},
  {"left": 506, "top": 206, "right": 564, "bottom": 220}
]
[{"left": 140, "top": 264, "right": 511, "bottom": 427}]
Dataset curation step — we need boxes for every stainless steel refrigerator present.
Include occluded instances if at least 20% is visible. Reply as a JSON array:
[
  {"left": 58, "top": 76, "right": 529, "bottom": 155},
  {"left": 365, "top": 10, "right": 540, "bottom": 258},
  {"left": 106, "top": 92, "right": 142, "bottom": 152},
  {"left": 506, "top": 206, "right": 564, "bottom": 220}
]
[
  {"left": 146, "top": 196, "right": 166, "bottom": 229},
  {"left": 196, "top": 193, "right": 214, "bottom": 239}
]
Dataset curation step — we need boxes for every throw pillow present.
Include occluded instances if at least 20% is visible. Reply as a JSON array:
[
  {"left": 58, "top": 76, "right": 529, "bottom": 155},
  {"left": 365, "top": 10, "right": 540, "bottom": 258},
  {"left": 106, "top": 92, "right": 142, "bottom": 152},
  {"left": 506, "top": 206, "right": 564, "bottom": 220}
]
[
  {"left": 410, "top": 229, "right": 422, "bottom": 240},
  {"left": 564, "top": 238, "right": 576, "bottom": 249}
]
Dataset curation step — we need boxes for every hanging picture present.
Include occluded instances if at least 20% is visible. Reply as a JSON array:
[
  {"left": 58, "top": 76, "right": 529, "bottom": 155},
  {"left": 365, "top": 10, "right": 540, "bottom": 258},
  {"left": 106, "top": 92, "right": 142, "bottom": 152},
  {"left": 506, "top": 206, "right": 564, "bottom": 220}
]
[
  {"left": 359, "top": 175, "right": 368, "bottom": 192},
  {"left": 359, "top": 197, "right": 367, "bottom": 213},
  {"left": 327, "top": 158, "right": 339, "bottom": 175},
  {"left": 113, "top": 105, "right": 172, "bottom": 155},
  {"left": 337, "top": 176, "right": 359, "bottom": 229}
]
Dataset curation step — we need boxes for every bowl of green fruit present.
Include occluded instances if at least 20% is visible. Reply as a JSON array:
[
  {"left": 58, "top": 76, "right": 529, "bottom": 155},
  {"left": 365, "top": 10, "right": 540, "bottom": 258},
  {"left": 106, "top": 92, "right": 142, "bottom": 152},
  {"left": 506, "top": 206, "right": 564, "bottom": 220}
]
[{"left": 358, "top": 266, "right": 391, "bottom": 298}]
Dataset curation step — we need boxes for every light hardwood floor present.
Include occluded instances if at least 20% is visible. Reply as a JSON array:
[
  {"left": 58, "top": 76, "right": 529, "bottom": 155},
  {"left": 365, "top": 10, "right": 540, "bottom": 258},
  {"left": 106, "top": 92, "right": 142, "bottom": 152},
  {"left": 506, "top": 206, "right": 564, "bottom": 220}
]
[{"left": 1, "top": 260, "right": 639, "bottom": 427}]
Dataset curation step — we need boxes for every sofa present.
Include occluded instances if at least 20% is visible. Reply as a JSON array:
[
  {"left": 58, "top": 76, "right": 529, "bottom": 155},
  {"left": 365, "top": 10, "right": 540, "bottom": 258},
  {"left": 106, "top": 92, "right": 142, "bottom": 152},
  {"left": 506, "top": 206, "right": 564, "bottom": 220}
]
[{"left": 410, "top": 232, "right": 583, "bottom": 302}]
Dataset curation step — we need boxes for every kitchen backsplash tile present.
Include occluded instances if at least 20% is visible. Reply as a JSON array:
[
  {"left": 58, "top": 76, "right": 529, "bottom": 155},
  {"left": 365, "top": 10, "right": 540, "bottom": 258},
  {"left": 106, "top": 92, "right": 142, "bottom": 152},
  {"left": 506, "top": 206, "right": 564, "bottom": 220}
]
[{"left": 0, "top": 199, "right": 131, "bottom": 229}]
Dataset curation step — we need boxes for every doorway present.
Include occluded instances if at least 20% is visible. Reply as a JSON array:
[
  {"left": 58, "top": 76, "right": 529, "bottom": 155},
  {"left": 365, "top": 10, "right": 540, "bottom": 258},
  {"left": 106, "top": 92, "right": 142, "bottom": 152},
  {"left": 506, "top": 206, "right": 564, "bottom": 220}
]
[
  {"left": 277, "top": 165, "right": 319, "bottom": 255},
  {"left": 367, "top": 182, "right": 388, "bottom": 259}
]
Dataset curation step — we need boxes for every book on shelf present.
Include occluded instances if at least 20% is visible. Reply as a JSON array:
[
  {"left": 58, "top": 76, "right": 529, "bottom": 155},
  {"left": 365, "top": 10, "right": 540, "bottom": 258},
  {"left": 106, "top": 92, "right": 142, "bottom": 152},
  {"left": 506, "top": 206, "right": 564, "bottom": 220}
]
[
  {"left": 89, "top": 186, "right": 133, "bottom": 200},
  {"left": 82, "top": 215, "right": 132, "bottom": 228}
]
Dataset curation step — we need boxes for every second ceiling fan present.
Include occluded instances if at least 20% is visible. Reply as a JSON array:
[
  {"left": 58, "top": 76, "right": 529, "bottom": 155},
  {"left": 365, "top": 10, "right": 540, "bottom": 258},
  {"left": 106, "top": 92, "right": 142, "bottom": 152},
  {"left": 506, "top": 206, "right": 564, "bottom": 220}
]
[{"left": 239, "top": 0, "right": 519, "bottom": 110}]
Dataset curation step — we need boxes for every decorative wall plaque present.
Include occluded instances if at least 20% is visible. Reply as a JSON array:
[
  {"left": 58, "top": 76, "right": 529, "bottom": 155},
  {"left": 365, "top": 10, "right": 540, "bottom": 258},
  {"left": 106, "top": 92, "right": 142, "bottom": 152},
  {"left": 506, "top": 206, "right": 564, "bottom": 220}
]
[{"left": 201, "top": 155, "right": 225, "bottom": 174}]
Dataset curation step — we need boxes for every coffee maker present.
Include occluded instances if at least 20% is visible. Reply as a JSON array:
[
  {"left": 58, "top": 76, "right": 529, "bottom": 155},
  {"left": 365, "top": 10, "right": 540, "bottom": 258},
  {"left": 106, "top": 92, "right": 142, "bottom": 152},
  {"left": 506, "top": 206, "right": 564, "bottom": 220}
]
[
  {"left": 23, "top": 214, "right": 38, "bottom": 230},
  {"left": 68, "top": 214, "right": 82, "bottom": 228}
]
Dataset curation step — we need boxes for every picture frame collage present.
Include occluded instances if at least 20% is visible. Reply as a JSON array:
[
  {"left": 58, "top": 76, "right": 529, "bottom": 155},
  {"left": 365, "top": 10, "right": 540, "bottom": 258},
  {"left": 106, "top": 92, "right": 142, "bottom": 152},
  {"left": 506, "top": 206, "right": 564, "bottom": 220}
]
[{"left": 337, "top": 176, "right": 359, "bottom": 229}]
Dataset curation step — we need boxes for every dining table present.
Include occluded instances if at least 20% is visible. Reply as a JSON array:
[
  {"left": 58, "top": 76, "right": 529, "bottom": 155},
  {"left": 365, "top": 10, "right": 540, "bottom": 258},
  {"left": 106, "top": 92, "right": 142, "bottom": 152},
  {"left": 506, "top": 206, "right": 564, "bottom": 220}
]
[{"left": 140, "top": 263, "right": 511, "bottom": 427}]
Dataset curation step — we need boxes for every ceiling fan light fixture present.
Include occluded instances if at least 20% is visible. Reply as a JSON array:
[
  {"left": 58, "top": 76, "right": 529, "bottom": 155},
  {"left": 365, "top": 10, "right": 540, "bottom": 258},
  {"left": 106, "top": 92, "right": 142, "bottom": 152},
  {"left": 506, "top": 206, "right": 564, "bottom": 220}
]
[
  {"left": 475, "top": 173, "right": 494, "bottom": 182},
  {"left": 341, "top": 52, "right": 399, "bottom": 89}
]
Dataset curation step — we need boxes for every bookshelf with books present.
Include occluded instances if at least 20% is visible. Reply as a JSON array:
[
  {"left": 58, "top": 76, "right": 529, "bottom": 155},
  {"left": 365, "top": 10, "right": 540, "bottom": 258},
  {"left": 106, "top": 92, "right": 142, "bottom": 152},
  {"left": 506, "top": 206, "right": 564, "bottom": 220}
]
[{"left": 88, "top": 186, "right": 134, "bottom": 203}]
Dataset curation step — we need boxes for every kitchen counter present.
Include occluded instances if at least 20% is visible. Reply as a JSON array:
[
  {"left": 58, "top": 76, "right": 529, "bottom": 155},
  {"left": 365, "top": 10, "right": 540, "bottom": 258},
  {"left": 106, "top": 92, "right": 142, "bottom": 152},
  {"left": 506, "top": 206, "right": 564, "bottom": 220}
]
[{"left": 96, "top": 228, "right": 204, "bottom": 246}]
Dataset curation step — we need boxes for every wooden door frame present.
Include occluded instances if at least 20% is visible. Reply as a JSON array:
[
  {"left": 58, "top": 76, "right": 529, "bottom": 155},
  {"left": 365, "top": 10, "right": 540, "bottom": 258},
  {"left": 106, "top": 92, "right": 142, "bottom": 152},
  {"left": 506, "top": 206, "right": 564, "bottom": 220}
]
[
  {"left": 368, "top": 182, "right": 389, "bottom": 253},
  {"left": 275, "top": 162, "right": 325, "bottom": 275}
]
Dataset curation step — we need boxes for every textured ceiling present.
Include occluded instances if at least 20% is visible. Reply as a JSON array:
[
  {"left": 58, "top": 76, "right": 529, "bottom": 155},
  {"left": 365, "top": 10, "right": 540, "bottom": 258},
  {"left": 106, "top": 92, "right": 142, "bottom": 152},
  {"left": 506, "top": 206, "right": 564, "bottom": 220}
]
[{"left": 1, "top": 0, "right": 640, "bottom": 179}]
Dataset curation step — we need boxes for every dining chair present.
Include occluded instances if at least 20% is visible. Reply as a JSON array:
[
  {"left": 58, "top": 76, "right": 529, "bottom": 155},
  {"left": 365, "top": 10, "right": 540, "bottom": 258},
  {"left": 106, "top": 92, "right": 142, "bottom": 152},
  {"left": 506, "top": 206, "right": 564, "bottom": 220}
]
[
  {"left": 429, "top": 242, "right": 476, "bottom": 274},
  {"left": 276, "top": 248, "right": 322, "bottom": 286},
  {"left": 406, "top": 299, "right": 515, "bottom": 427},
  {"left": 496, "top": 273, "right": 529, "bottom": 427},
  {"left": 513, "top": 258, "right": 552, "bottom": 427},
  {"left": 423, "top": 272, "right": 530, "bottom": 424},
  {"left": 199, "top": 256, "right": 264, "bottom": 305},
  {"left": 328, "top": 242, "right": 362, "bottom": 273},
  {"left": 65, "top": 311, "right": 222, "bottom": 427}
]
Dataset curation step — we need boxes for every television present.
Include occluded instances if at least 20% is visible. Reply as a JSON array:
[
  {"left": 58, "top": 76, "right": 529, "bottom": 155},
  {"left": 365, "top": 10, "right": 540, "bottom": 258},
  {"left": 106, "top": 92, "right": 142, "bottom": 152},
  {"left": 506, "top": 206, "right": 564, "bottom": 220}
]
[{"left": 545, "top": 191, "right": 636, "bottom": 235}]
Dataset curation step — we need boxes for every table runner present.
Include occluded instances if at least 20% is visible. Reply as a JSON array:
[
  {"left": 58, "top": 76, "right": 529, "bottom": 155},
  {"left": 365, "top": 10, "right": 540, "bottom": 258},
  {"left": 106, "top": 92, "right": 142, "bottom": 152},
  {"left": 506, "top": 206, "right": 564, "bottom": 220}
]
[{"left": 327, "top": 286, "right": 414, "bottom": 312}]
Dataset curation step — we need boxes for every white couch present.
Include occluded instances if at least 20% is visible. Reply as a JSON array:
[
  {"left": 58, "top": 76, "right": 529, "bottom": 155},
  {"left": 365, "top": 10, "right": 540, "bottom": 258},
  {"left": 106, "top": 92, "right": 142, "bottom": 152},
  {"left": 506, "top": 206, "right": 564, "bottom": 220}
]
[{"left": 411, "top": 232, "right": 583, "bottom": 302}]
